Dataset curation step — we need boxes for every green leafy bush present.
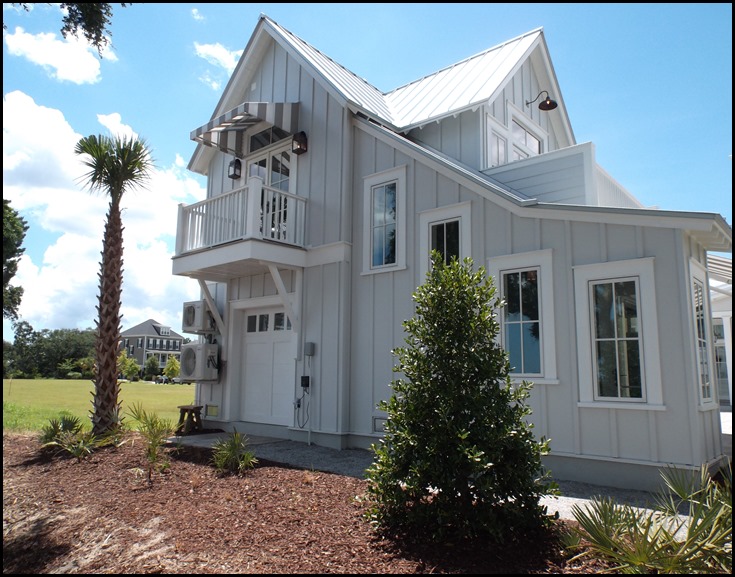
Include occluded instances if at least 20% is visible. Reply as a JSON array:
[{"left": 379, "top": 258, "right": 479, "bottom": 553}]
[
  {"left": 569, "top": 462, "right": 732, "bottom": 573},
  {"left": 365, "top": 252, "right": 556, "bottom": 543},
  {"left": 211, "top": 431, "right": 258, "bottom": 475}
]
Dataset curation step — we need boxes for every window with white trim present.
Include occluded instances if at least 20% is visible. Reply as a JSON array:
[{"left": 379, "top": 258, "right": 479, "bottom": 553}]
[
  {"left": 590, "top": 278, "right": 643, "bottom": 399},
  {"left": 362, "top": 166, "right": 406, "bottom": 274},
  {"left": 690, "top": 260, "right": 714, "bottom": 402},
  {"left": 574, "top": 258, "right": 663, "bottom": 406},
  {"left": 485, "top": 106, "right": 547, "bottom": 169},
  {"left": 419, "top": 202, "right": 472, "bottom": 280},
  {"left": 488, "top": 249, "right": 557, "bottom": 382}
]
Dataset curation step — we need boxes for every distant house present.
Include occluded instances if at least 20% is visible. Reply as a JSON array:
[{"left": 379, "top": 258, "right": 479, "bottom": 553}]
[
  {"left": 119, "top": 319, "right": 184, "bottom": 375},
  {"left": 171, "top": 15, "right": 731, "bottom": 491}
]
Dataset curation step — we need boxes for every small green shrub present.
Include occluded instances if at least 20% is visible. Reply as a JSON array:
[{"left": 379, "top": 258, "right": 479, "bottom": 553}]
[
  {"left": 568, "top": 462, "right": 732, "bottom": 574},
  {"left": 126, "top": 402, "right": 176, "bottom": 484},
  {"left": 39, "top": 413, "right": 100, "bottom": 460},
  {"left": 211, "top": 431, "right": 258, "bottom": 475},
  {"left": 39, "top": 413, "right": 83, "bottom": 444}
]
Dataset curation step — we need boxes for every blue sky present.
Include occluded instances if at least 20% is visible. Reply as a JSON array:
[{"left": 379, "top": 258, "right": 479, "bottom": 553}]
[{"left": 2, "top": 3, "right": 732, "bottom": 338}]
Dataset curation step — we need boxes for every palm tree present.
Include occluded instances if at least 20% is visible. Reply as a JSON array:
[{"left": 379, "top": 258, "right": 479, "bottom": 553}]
[{"left": 75, "top": 134, "right": 153, "bottom": 436}]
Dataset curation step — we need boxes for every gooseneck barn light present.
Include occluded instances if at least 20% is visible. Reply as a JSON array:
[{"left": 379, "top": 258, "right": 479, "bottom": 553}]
[{"left": 526, "top": 90, "right": 558, "bottom": 111}]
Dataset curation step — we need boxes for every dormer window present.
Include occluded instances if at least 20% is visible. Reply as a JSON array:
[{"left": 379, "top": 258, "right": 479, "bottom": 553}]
[{"left": 486, "top": 106, "right": 548, "bottom": 169}]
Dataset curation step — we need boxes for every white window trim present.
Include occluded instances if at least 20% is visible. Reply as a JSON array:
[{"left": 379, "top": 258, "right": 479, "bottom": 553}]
[
  {"left": 689, "top": 258, "right": 716, "bottom": 406},
  {"left": 485, "top": 114, "right": 509, "bottom": 169},
  {"left": 508, "top": 102, "right": 548, "bottom": 156},
  {"left": 574, "top": 257, "right": 663, "bottom": 407},
  {"left": 487, "top": 249, "right": 557, "bottom": 383},
  {"left": 361, "top": 165, "right": 407, "bottom": 275},
  {"left": 418, "top": 201, "right": 472, "bottom": 281}
]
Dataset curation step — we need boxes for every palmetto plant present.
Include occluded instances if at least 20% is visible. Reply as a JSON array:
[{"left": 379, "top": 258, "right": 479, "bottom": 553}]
[
  {"left": 40, "top": 413, "right": 100, "bottom": 461},
  {"left": 74, "top": 134, "right": 153, "bottom": 437},
  {"left": 568, "top": 463, "right": 732, "bottom": 574},
  {"left": 126, "top": 402, "right": 175, "bottom": 484},
  {"left": 211, "top": 431, "right": 258, "bottom": 475}
]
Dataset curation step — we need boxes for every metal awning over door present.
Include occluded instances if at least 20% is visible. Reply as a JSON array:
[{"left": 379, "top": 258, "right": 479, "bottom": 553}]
[{"left": 190, "top": 102, "right": 299, "bottom": 158}]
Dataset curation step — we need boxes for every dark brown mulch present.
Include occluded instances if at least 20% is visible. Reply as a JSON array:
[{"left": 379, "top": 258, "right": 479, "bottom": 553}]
[{"left": 3, "top": 432, "right": 610, "bottom": 574}]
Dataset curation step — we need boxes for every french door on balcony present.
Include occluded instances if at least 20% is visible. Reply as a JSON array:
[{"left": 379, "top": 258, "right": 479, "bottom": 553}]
[{"left": 247, "top": 144, "right": 293, "bottom": 240}]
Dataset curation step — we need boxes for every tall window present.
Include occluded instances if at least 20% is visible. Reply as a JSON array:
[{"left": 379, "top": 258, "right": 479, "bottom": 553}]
[
  {"left": 502, "top": 268, "right": 541, "bottom": 375},
  {"left": 371, "top": 181, "right": 397, "bottom": 267},
  {"left": 430, "top": 219, "right": 460, "bottom": 265},
  {"left": 692, "top": 278, "right": 713, "bottom": 401},
  {"left": 489, "top": 130, "right": 507, "bottom": 167},
  {"left": 362, "top": 166, "right": 406, "bottom": 274},
  {"left": 713, "top": 318, "right": 730, "bottom": 404},
  {"left": 591, "top": 279, "right": 642, "bottom": 399},
  {"left": 488, "top": 249, "right": 557, "bottom": 383},
  {"left": 574, "top": 258, "right": 662, "bottom": 406}
]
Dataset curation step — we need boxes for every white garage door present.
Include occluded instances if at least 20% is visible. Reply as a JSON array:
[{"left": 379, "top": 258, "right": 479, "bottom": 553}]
[{"left": 241, "top": 308, "right": 295, "bottom": 426}]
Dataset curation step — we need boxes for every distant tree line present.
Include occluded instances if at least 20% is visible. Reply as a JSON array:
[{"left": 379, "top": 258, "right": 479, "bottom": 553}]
[{"left": 4, "top": 321, "right": 97, "bottom": 379}]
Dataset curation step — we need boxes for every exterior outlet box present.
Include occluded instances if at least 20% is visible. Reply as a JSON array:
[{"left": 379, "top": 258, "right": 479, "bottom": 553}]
[
  {"left": 301, "top": 375, "right": 310, "bottom": 389},
  {"left": 304, "top": 342, "right": 315, "bottom": 356}
]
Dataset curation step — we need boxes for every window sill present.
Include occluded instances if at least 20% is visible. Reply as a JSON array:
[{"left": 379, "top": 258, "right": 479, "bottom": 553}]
[
  {"left": 509, "top": 377, "right": 560, "bottom": 386},
  {"left": 577, "top": 401, "right": 667, "bottom": 412},
  {"left": 360, "top": 264, "right": 407, "bottom": 276}
]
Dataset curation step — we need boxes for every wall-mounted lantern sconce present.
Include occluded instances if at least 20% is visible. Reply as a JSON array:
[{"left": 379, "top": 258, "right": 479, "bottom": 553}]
[
  {"left": 228, "top": 158, "right": 242, "bottom": 179},
  {"left": 292, "top": 131, "right": 308, "bottom": 155},
  {"left": 526, "top": 90, "right": 558, "bottom": 111}
]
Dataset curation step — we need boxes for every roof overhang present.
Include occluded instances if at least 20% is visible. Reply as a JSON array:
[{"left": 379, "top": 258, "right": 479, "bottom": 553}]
[{"left": 190, "top": 101, "right": 299, "bottom": 159}]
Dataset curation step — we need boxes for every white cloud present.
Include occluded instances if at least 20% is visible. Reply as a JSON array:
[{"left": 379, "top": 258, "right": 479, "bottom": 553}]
[
  {"left": 191, "top": 8, "right": 205, "bottom": 22},
  {"left": 4, "top": 26, "right": 117, "bottom": 84},
  {"left": 2, "top": 91, "right": 206, "bottom": 339},
  {"left": 198, "top": 72, "right": 221, "bottom": 91},
  {"left": 194, "top": 41, "right": 241, "bottom": 75}
]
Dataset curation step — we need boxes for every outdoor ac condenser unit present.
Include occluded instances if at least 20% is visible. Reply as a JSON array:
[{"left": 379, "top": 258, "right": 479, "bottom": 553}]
[
  {"left": 182, "top": 300, "right": 215, "bottom": 334},
  {"left": 179, "top": 342, "right": 219, "bottom": 382}
]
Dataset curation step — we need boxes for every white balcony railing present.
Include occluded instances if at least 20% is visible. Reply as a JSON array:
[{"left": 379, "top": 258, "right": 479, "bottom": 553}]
[{"left": 175, "top": 176, "right": 306, "bottom": 255}]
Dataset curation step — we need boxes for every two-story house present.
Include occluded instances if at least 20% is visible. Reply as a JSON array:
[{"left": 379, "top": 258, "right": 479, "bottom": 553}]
[
  {"left": 120, "top": 319, "right": 184, "bottom": 377},
  {"left": 171, "top": 15, "right": 731, "bottom": 491}
]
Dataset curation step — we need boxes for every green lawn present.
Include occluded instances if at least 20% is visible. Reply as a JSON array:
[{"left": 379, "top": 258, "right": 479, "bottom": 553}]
[{"left": 3, "top": 378, "right": 196, "bottom": 433}]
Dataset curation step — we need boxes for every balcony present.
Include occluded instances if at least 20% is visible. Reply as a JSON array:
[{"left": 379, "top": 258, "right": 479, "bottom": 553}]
[{"left": 173, "top": 176, "right": 307, "bottom": 282}]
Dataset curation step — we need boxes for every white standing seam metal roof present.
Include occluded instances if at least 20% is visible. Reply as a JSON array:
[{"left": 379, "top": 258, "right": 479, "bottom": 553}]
[
  {"left": 386, "top": 30, "right": 541, "bottom": 129},
  {"left": 265, "top": 16, "right": 541, "bottom": 131}
]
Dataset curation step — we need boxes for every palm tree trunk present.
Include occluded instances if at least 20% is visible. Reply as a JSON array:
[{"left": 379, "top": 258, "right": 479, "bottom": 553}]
[{"left": 91, "top": 198, "right": 124, "bottom": 436}]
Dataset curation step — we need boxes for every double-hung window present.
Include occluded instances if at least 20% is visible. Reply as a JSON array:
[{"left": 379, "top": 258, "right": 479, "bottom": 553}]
[
  {"left": 488, "top": 249, "right": 557, "bottom": 382},
  {"left": 362, "top": 166, "right": 406, "bottom": 274},
  {"left": 574, "top": 258, "right": 663, "bottom": 407}
]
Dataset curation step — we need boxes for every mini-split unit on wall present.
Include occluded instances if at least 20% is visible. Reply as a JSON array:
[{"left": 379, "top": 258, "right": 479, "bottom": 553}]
[
  {"left": 179, "top": 342, "right": 219, "bottom": 382},
  {"left": 182, "top": 300, "right": 215, "bottom": 334}
]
